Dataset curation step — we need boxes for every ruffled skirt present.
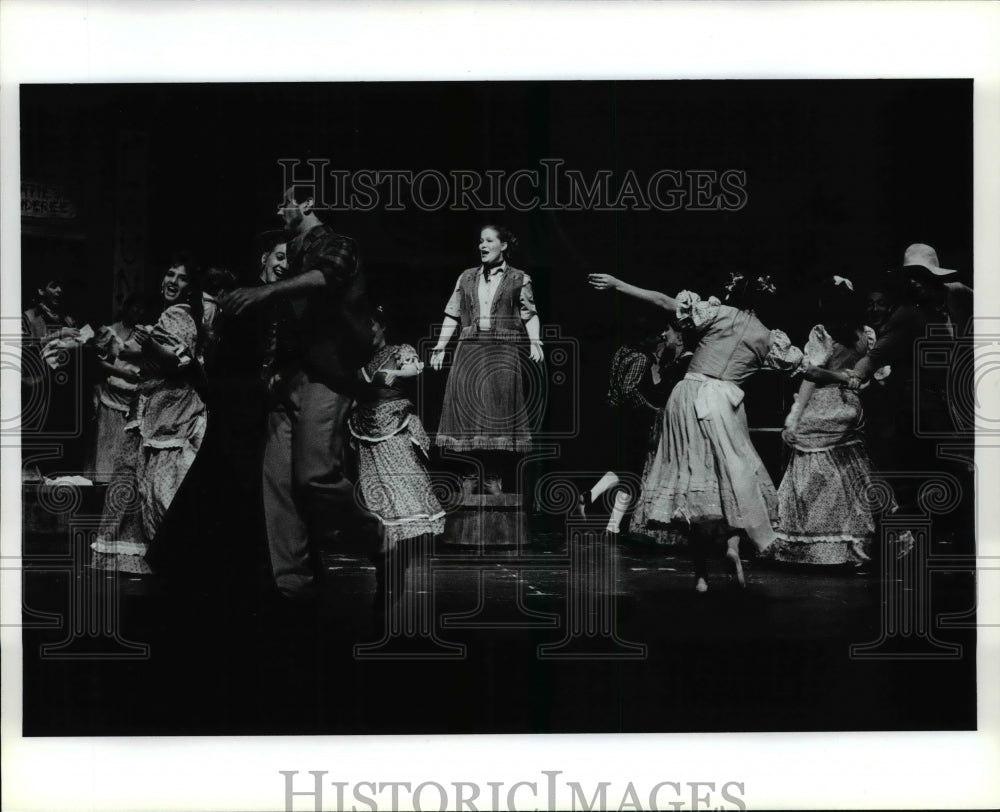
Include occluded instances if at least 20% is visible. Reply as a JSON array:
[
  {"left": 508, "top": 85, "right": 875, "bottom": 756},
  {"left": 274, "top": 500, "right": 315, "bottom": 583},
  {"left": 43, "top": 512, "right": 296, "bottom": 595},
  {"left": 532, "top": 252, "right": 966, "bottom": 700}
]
[
  {"left": 90, "top": 383, "right": 207, "bottom": 573},
  {"left": 769, "top": 386, "right": 877, "bottom": 564},
  {"left": 351, "top": 406, "right": 446, "bottom": 549}
]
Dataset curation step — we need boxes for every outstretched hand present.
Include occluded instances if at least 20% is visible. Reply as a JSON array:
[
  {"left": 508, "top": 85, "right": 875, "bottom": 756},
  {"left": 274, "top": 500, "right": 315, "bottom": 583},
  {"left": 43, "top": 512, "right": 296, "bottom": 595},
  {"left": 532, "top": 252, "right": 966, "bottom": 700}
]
[
  {"left": 221, "top": 285, "right": 271, "bottom": 316},
  {"left": 529, "top": 341, "right": 544, "bottom": 364},
  {"left": 588, "top": 273, "right": 619, "bottom": 292}
]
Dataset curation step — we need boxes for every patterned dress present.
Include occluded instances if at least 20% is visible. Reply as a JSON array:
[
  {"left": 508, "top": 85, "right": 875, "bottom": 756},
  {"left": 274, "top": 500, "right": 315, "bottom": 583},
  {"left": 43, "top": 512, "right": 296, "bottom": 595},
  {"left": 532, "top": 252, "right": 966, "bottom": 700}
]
[
  {"left": 91, "top": 304, "right": 208, "bottom": 573},
  {"left": 85, "top": 322, "right": 141, "bottom": 483},
  {"left": 349, "top": 344, "right": 446, "bottom": 549},
  {"left": 769, "top": 324, "right": 883, "bottom": 564},
  {"left": 637, "top": 292, "right": 802, "bottom": 550}
]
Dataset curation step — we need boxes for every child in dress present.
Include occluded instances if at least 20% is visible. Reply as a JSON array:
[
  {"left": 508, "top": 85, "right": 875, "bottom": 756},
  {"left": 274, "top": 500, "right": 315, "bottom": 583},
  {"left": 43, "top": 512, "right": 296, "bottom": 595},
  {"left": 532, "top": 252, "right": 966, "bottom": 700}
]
[
  {"left": 349, "top": 307, "right": 445, "bottom": 609},
  {"left": 772, "top": 277, "right": 891, "bottom": 565}
]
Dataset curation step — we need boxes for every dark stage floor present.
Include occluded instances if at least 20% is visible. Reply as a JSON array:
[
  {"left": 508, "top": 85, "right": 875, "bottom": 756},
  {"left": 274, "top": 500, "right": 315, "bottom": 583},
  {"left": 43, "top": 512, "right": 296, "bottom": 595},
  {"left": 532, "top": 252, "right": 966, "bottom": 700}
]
[{"left": 21, "top": 511, "right": 977, "bottom": 736}]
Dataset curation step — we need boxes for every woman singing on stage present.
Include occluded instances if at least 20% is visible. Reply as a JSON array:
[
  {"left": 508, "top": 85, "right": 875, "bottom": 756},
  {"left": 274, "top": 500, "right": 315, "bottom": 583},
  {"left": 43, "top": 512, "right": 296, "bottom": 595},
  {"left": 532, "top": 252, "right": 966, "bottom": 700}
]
[{"left": 430, "top": 225, "right": 544, "bottom": 496}]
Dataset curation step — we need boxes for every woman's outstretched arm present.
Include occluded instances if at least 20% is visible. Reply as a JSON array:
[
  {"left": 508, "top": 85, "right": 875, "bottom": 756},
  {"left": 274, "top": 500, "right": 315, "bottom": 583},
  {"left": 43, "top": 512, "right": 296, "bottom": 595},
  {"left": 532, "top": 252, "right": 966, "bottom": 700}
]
[{"left": 588, "top": 274, "right": 678, "bottom": 313}]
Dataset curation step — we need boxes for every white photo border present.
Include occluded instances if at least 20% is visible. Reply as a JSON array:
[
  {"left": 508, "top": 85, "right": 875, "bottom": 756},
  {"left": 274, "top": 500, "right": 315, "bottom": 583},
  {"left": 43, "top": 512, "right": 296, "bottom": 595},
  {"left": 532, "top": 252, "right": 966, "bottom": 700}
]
[{"left": 2, "top": 1, "right": 998, "bottom": 810}]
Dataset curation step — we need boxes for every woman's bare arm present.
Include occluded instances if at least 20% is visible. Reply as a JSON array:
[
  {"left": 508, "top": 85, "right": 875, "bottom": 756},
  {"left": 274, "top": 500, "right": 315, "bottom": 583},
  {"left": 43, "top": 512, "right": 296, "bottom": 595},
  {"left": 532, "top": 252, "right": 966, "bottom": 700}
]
[{"left": 588, "top": 274, "right": 678, "bottom": 312}]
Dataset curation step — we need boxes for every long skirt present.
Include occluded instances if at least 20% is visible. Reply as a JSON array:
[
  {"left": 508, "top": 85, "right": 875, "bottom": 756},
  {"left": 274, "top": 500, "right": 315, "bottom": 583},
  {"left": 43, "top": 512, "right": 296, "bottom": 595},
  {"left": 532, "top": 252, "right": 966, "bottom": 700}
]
[
  {"left": 90, "top": 429, "right": 149, "bottom": 573},
  {"left": 90, "top": 384, "right": 206, "bottom": 574},
  {"left": 85, "top": 397, "right": 131, "bottom": 483},
  {"left": 630, "top": 410, "right": 686, "bottom": 545},
  {"left": 769, "top": 386, "right": 877, "bottom": 565},
  {"left": 638, "top": 373, "right": 778, "bottom": 550},
  {"left": 354, "top": 416, "right": 446, "bottom": 551},
  {"left": 436, "top": 336, "right": 533, "bottom": 452}
]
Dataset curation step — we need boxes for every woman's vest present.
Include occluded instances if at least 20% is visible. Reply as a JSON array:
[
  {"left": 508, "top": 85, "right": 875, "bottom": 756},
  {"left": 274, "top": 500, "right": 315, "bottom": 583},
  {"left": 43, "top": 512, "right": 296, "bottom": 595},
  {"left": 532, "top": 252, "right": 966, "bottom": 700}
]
[{"left": 455, "top": 266, "right": 529, "bottom": 342}]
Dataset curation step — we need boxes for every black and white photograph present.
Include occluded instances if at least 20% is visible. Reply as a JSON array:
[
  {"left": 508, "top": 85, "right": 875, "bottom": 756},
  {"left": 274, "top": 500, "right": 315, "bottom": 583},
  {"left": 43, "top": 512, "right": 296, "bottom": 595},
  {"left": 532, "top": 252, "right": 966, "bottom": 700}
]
[{"left": 3, "top": 2, "right": 999, "bottom": 811}]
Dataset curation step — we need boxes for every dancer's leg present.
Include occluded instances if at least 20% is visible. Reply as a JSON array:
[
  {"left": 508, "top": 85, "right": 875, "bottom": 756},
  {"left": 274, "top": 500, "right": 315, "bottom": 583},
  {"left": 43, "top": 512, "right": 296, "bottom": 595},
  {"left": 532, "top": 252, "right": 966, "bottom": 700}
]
[
  {"left": 577, "top": 471, "right": 620, "bottom": 517},
  {"left": 692, "top": 527, "right": 710, "bottom": 593},
  {"left": 590, "top": 471, "right": 620, "bottom": 501},
  {"left": 606, "top": 490, "right": 631, "bottom": 534},
  {"left": 725, "top": 534, "right": 746, "bottom": 588}
]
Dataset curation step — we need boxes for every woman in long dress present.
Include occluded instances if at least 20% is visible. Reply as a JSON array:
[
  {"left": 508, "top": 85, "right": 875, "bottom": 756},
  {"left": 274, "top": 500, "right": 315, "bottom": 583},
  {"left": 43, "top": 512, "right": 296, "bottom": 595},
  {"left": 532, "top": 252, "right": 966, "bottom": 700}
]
[
  {"left": 91, "top": 255, "right": 208, "bottom": 574},
  {"left": 351, "top": 307, "right": 446, "bottom": 608},
  {"left": 351, "top": 307, "right": 446, "bottom": 545},
  {"left": 589, "top": 272, "right": 802, "bottom": 590},
  {"left": 430, "top": 225, "right": 544, "bottom": 495},
  {"left": 85, "top": 295, "right": 146, "bottom": 483},
  {"left": 628, "top": 322, "right": 695, "bottom": 543},
  {"left": 770, "top": 278, "right": 889, "bottom": 565}
]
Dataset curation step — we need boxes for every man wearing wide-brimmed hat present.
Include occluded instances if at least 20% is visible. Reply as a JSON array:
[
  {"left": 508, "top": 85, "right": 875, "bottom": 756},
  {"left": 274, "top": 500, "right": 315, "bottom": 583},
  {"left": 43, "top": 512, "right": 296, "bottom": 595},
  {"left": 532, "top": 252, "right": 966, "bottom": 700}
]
[
  {"left": 843, "top": 243, "right": 973, "bottom": 549},
  {"left": 846, "top": 243, "right": 969, "bottom": 389},
  {"left": 900, "top": 242, "right": 972, "bottom": 336}
]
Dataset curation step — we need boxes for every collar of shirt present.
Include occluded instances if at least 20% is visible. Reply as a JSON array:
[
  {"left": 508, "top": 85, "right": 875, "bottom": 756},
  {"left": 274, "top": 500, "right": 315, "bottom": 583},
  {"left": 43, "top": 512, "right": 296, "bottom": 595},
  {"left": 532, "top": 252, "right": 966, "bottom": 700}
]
[{"left": 481, "top": 262, "right": 508, "bottom": 280}]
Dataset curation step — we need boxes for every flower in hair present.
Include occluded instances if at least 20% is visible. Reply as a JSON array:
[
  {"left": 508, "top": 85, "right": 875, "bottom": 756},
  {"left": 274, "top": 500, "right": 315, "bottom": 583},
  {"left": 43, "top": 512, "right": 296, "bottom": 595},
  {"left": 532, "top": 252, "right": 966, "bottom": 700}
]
[
  {"left": 724, "top": 273, "right": 745, "bottom": 294},
  {"left": 756, "top": 275, "right": 777, "bottom": 295}
]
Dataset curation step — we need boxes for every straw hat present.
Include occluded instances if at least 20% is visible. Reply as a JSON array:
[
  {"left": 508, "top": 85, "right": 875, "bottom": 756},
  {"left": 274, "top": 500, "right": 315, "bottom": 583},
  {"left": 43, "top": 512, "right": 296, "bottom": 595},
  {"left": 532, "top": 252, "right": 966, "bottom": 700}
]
[{"left": 902, "top": 243, "right": 958, "bottom": 279}]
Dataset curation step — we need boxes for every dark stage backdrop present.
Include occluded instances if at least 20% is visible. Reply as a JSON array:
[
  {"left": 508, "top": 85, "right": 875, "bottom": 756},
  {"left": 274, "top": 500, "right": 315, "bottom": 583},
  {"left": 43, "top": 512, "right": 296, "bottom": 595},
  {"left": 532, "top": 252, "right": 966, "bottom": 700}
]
[{"left": 20, "top": 80, "right": 973, "bottom": 475}]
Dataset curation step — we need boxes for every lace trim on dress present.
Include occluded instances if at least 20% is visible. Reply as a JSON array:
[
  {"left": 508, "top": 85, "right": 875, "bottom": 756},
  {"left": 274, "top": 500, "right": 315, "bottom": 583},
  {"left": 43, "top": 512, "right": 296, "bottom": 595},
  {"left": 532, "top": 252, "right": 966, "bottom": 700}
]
[
  {"left": 764, "top": 329, "right": 803, "bottom": 370},
  {"left": 773, "top": 532, "right": 873, "bottom": 543},
  {"left": 379, "top": 510, "right": 447, "bottom": 527}
]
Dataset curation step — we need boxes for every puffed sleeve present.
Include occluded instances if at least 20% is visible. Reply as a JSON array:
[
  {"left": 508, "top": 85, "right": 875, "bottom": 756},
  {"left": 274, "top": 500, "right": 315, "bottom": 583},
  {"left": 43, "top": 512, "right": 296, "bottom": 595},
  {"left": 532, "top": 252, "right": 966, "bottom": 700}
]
[
  {"left": 443, "top": 273, "right": 464, "bottom": 319},
  {"left": 763, "top": 328, "right": 803, "bottom": 371},
  {"left": 394, "top": 344, "right": 421, "bottom": 368},
  {"left": 94, "top": 324, "right": 119, "bottom": 359},
  {"left": 675, "top": 290, "right": 722, "bottom": 334},
  {"left": 151, "top": 305, "right": 197, "bottom": 368},
  {"left": 519, "top": 273, "right": 538, "bottom": 321},
  {"left": 802, "top": 324, "right": 834, "bottom": 368}
]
